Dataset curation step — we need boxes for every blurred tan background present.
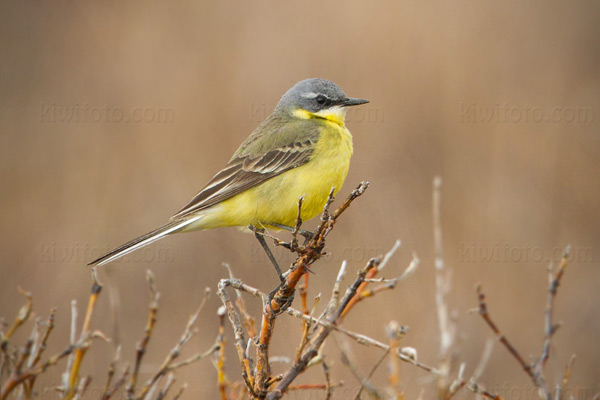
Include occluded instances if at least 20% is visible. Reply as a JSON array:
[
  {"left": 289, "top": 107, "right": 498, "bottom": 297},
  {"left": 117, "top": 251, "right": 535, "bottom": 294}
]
[{"left": 1, "top": 1, "right": 599, "bottom": 398}]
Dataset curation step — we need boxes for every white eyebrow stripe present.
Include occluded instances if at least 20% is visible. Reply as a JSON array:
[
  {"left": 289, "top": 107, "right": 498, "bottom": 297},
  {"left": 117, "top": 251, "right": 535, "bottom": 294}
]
[{"left": 300, "top": 92, "right": 320, "bottom": 99}]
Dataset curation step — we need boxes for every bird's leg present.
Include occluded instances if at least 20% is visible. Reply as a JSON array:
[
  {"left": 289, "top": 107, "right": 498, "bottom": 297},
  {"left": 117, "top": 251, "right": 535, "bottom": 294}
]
[
  {"left": 268, "top": 223, "right": 314, "bottom": 241},
  {"left": 249, "top": 225, "right": 297, "bottom": 314},
  {"left": 249, "top": 225, "right": 285, "bottom": 282}
]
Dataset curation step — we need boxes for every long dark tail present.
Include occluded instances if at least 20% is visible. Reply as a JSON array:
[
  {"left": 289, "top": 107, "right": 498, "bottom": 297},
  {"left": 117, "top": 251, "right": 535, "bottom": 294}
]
[{"left": 88, "top": 215, "right": 203, "bottom": 267}]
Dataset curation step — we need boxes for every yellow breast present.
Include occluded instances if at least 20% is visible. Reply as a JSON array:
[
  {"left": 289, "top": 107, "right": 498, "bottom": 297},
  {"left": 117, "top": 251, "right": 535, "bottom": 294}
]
[{"left": 187, "top": 113, "right": 353, "bottom": 230}]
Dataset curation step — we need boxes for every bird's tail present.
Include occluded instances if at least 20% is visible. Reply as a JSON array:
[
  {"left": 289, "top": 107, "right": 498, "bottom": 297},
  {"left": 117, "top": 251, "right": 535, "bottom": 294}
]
[{"left": 88, "top": 215, "right": 204, "bottom": 267}]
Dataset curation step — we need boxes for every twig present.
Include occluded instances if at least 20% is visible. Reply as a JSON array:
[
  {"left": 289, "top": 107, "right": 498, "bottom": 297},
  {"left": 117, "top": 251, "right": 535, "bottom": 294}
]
[
  {"left": 254, "top": 182, "right": 370, "bottom": 397},
  {"left": 475, "top": 284, "right": 534, "bottom": 380},
  {"left": 102, "top": 365, "right": 129, "bottom": 400},
  {"left": 326, "top": 261, "right": 347, "bottom": 319},
  {"left": 321, "top": 360, "right": 332, "bottom": 400},
  {"left": 536, "top": 246, "right": 571, "bottom": 372},
  {"left": 266, "top": 244, "right": 430, "bottom": 400},
  {"left": 71, "top": 375, "right": 91, "bottom": 400},
  {"left": 224, "top": 263, "right": 258, "bottom": 338},
  {"left": 100, "top": 346, "right": 121, "bottom": 400},
  {"left": 555, "top": 354, "right": 576, "bottom": 400},
  {"left": 386, "top": 320, "right": 406, "bottom": 390},
  {"left": 1, "top": 288, "right": 33, "bottom": 352},
  {"left": 347, "top": 252, "right": 419, "bottom": 307},
  {"left": 1, "top": 345, "right": 74, "bottom": 400},
  {"left": 217, "top": 306, "right": 228, "bottom": 400},
  {"left": 166, "top": 343, "right": 219, "bottom": 371},
  {"left": 217, "top": 280, "right": 256, "bottom": 395},
  {"left": 137, "top": 287, "right": 211, "bottom": 399},
  {"left": 433, "top": 176, "right": 457, "bottom": 394},
  {"left": 445, "top": 362, "right": 466, "bottom": 399},
  {"left": 65, "top": 278, "right": 103, "bottom": 400},
  {"left": 155, "top": 373, "right": 175, "bottom": 400},
  {"left": 338, "top": 239, "right": 403, "bottom": 320},
  {"left": 467, "top": 380, "right": 504, "bottom": 400},
  {"left": 172, "top": 384, "right": 187, "bottom": 400},
  {"left": 128, "top": 271, "right": 160, "bottom": 398},
  {"left": 337, "top": 339, "right": 384, "bottom": 399},
  {"left": 355, "top": 347, "right": 390, "bottom": 400}
]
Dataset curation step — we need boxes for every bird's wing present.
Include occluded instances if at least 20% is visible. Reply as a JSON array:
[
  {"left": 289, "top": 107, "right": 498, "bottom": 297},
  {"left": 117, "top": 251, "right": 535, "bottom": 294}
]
[{"left": 172, "top": 119, "right": 320, "bottom": 219}]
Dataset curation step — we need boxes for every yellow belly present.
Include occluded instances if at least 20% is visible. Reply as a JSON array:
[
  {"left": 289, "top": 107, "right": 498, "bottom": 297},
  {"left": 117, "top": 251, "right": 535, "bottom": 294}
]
[{"left": 186, "top": 122, "right": 353, "bottom": 230}]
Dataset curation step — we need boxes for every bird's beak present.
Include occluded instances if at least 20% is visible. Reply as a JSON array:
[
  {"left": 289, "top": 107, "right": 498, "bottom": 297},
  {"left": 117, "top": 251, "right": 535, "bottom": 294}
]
[{"left": 340, "top": 97, "right": 369, "bottom": 107}]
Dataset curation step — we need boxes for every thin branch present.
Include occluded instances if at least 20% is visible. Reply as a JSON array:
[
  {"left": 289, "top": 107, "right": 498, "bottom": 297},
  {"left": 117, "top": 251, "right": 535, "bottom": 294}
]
[
  {"left": 337, "top": 339, "right": 384, "bottom": 399},
  {"left": 102, "top": 365, "right": 129, "bottom": 400},
  {"left": 137, "top": 287, "right": 211, "bottom": 400},
  {"left": 127, "top": 271, "right": 160, "bottom": 398},
  {"left": 537, "top": 246, "right": 571, "bottom": 371},
  {"left": 1, "top": 345, "right": 74, "bottom": 400},
  {"left": 100, "top": 346, "right": 121, "bottom": 400},
  {"left": 217, "top": 280, "right": 256, "bottom": 395},
  {"left": 475, "top": 284, "right": 534, "bottom": 380},
  {"left": 155, "top": 373, "right": 175, "bottom": 400},
  {"left": 254, "top": 182, "right": 370, "bottom": 397},
  {"left": 445, "top": 362, "right": 466, "bottom": 399},
  {"left": 1, "top": 288, "right": 33, "bottom": 351},
  {"left": 65, "top": 278, "right": 103, "bottom": 400},
  {"left": 467, "top": 380, "right": 504, "bottom": 400},
  {"left": 217, "top": 306, "right": 228, "bottom": 400}
]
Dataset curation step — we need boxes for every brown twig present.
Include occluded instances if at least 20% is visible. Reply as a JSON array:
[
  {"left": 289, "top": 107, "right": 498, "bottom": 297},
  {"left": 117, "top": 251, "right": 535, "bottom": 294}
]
[
  {"left": 217, "top": 279, "right": 257, "bottom": 396},
  {"left": 267, "top": 246, "right": 430, "bottom": 399},
  {"left": 338, "top": 342, "right": 382, "bottom": 399},
  {"left": 321, "top": 359, "right": 333, "bottom": 400},
  {"left": 102, "top": 365, "right": 129, "bottom": 400},
  {"left": 253, "top": 182, "right": 369, "bottom": 397},
  {"left": 294, "top": 294, "right": 320, "bottom": 364},
  {"left": 346, "top": 340, "right": 390, "bottom": 400},
  {"left": 475, "top": 284, "right": 534, "bottom": 380},
  {"left": 474, "top": 245, "right": 572, "bottom": 400},
  {"left": 1, "top": 344, "right": 74, "bottom": 400},
  {"left": 137, "top": 287, "right": 212, "bottom": 399},
  {"left": 344, "top": 249, "right": 418, "bottom": 311},
  {"left": 100, "top": 346, "right": 121, "bottom": 400},
  {"left": 127, "top": 270, "right": 160, "bottom": 398}
]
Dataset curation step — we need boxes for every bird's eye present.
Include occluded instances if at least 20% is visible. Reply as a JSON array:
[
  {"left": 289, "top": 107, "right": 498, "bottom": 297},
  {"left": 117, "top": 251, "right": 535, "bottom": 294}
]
[{"left": 316, "top": 95, "right": 326, "bottom": 105}]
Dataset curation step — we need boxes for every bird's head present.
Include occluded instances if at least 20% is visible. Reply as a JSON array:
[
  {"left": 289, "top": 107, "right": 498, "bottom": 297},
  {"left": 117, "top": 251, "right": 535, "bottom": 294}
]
[{"left": 275, "top": 78, "right": 369, "bottom": 126}]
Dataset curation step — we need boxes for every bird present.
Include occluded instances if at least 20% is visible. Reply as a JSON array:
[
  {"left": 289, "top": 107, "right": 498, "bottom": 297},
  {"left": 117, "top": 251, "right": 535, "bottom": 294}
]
[{"left": 89, "top": 78, "right": 369, "bottom": 271}]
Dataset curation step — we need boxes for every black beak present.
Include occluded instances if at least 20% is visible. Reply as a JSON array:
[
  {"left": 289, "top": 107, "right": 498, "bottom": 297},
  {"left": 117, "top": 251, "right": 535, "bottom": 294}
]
[{"left": 340, "top": 97, "right": 369, "bottom": 107}]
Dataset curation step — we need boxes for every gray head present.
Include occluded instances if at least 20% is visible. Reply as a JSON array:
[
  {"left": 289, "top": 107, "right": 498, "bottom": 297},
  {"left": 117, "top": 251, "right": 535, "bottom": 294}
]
[{"left": 275, "top": 78, "right": 368, "bottom": 115}]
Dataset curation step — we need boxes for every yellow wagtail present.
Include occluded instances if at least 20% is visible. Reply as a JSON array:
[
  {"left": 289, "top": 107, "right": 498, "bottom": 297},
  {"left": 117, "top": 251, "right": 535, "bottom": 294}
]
[{"left": 89, "top": 78, "right": 368, "bottom": 271}]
